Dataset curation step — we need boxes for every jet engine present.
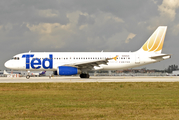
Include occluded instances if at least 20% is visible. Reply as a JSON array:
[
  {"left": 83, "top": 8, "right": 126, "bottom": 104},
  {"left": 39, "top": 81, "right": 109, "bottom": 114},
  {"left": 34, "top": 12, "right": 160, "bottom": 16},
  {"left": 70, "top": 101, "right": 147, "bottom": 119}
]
[{"left": 56, "top": 66, "right": 81, "bottom": 76}]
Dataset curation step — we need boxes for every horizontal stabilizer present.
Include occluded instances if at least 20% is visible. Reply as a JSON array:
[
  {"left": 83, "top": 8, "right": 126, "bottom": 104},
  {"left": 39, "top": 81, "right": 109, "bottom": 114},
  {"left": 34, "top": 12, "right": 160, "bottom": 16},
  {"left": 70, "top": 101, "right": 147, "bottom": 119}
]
[{"left": 150, "top": 54, "right": 171, "bottom": 59}]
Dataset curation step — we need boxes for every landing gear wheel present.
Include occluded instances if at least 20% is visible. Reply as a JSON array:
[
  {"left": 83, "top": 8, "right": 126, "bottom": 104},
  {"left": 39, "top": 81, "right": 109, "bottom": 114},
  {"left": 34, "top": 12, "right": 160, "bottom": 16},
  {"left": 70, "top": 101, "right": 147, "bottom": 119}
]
[
  {"left": 86, "top": 74, "right": 89, "bottom": 78},
  {"left": 26, "top": 75, "right": 30, "bottom": 79},
  {"left": 80, "top": 74, "right": 90, "bottom": 78}
]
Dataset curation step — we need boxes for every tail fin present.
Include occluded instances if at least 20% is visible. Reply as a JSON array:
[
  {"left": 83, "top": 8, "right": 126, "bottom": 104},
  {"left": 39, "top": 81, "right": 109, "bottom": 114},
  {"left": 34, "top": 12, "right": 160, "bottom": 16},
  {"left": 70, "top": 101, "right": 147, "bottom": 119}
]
[
  {"left": 138, "top": 26, "right": 167, "bottom": 53},
  {"left": 3, "top": 70, "right": 9, "bottom": 75}
]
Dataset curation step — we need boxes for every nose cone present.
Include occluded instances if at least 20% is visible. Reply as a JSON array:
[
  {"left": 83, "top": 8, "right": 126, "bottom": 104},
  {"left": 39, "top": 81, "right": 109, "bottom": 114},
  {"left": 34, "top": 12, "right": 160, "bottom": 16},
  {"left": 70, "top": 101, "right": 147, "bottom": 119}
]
[
  {"left": 4, "top": 60, "right": 11, "bottom": 69},
  {"left": 4, "top": 60, "right": 23, "bottom": 70}
]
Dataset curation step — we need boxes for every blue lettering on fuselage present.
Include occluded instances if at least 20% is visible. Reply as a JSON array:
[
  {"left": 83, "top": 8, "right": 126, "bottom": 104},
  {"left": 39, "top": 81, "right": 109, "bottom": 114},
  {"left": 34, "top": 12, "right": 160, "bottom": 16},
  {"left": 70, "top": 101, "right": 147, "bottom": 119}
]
[{"left": 22, "top": 54, "right": 53, "bottom": 69}]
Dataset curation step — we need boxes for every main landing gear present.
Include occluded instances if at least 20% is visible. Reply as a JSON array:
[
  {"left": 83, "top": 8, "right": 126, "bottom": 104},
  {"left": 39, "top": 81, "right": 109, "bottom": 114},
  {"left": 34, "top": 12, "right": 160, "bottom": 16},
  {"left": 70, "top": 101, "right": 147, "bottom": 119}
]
[{"left": 80, "top": 73, "right": 90, "bottom": 78}]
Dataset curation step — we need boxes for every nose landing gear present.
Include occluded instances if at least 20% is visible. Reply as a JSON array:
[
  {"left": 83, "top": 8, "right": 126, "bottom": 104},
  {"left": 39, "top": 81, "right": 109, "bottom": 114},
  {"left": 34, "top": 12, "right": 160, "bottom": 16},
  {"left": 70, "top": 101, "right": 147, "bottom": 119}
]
[
  {"left": 26, "top": 75, "right": 30, "bottom": 79},
  {"left": 26, "top": 71, "right": 31, "bottom": 79}
]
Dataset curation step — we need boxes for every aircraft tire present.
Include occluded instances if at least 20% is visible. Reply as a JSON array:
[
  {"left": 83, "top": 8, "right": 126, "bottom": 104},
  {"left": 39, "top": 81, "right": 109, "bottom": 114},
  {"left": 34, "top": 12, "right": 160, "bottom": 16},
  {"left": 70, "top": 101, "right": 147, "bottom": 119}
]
[
  {"left": 80, "top": 74, "right": 90, "bottom": 78},
  {"left": 86, "top": 74, "right": 90, "bottom": 78},
  {"left": 26, "top": 75, "right": 30, "bottom": 79}
]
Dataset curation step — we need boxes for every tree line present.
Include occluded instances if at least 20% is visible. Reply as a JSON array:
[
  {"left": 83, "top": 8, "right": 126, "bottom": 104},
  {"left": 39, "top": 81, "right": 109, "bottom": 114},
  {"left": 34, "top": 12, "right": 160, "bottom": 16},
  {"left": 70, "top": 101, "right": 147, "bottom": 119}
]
[{"left": 165, "top": 64, "right": 178, "bottom": 73}]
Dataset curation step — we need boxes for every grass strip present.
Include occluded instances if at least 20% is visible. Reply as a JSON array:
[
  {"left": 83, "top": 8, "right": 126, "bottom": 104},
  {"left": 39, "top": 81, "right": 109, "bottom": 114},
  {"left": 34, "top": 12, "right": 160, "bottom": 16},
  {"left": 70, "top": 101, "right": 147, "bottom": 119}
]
[{"left": 0, "top": 82, "right": 179, "bottom": 120}]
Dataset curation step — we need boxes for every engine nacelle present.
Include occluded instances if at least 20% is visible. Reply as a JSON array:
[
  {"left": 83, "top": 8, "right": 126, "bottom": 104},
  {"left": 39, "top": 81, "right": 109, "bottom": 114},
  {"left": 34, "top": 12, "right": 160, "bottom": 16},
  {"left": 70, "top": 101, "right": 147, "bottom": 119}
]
[{"left": 57, "top": 66, "right": 81, "bottom": 76}]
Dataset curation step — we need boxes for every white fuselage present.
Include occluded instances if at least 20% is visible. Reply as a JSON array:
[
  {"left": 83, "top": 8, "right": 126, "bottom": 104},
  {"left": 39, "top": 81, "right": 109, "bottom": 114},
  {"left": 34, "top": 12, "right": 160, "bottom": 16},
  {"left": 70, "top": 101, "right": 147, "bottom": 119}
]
[{"left": 4, "top": 51, "right": 168, "bottom": 71}]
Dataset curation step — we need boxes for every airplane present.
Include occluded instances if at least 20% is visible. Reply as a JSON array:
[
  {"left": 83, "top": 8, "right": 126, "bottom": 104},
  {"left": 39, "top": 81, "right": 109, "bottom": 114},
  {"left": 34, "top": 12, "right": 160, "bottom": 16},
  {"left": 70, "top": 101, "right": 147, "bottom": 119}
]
[
  {"left": 3, "top": 70, "right": 11, "bottom": 75},
  {"left": 31, "top": 71, "right": 46, "bottom": 77},
  {"left": 3, "top": 70, "right": 21, "bottom": 75},
  {"left": 166, "top": 71, "right": 179, "bottom": 76},
  {"left": 4, "top": 26, "right": 171, "bottom": 79}
]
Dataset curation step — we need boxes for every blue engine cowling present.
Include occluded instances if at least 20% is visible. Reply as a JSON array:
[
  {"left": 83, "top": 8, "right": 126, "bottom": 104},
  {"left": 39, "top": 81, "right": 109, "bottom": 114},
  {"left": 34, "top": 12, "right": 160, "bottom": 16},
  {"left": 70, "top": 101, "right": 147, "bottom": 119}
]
[{"left": 57, "top": 66, "right": 80, "bottom": 76}]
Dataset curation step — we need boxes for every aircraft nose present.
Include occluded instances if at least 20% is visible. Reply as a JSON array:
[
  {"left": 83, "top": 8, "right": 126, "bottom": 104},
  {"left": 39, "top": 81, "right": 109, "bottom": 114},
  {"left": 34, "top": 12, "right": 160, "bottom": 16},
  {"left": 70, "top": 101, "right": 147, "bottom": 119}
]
[{"left": 4, "top": 60, "right": 11, "bottom": 69}]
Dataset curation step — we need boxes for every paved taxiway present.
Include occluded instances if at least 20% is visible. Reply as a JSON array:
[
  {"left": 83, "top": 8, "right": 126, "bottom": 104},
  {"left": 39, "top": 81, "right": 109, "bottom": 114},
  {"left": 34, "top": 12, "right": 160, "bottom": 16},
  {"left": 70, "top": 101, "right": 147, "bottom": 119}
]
[{"left": 0, "top": 76, "right": 179, "bottom": 83}]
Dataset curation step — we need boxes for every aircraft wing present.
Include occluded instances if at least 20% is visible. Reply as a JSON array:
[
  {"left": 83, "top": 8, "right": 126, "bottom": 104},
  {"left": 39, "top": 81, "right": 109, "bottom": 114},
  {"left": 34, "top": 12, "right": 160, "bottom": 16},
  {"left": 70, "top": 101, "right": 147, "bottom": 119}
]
[{"left": 64, "top": 58, "right": 112, "bottom": 70}]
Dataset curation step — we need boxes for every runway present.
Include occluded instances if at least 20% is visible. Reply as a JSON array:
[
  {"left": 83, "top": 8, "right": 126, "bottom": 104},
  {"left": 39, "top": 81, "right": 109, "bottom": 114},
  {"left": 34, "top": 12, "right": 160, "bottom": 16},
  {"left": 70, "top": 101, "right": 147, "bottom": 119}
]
[{"left": 0, "top": 76, "right": 179, "bottom": 83}]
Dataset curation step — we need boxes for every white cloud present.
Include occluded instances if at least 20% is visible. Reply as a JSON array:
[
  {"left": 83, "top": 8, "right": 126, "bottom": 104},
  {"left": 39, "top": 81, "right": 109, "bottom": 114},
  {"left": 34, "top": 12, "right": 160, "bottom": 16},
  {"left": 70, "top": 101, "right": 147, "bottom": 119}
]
[
  {"left": 125, "top": 33, "right": 136, "bottom": 43},
  {"left": 147, "top": 0, "right": 179, "bottom": 31},
  {"left": 158, "top": 0, "right": 179, "bottom": 21},
  {"left": 25, "top": 10, "right": 125, "bottom": 49},
  {"left": 104, "top": 30, "right": 129, "bottom": 51},
  {"left": 26, "top": 23, "right": 70, "bottom": 34},
  {"left": 106, "top": 15, "right": 124, "bottom": 23},
  {"left": 4, "top": 23, "right": 13, "bottom": 32},
  {"left": 172, "top": 24, "right": 179, "bottom": 35},
  {"left": 38, "top": 9, "right": 58, "bottom": 17},
  {"left": 26, "top": 22, "right": 73, "bottom": 48},
  {"left": 79, "top": 24, "right": 88, "bottom": 30},
  {"left": 67, "top": 11, "right": 82, "bottom": 24},
  {"left": 151, "top": 0, "right": 158, "bottom": 4}
]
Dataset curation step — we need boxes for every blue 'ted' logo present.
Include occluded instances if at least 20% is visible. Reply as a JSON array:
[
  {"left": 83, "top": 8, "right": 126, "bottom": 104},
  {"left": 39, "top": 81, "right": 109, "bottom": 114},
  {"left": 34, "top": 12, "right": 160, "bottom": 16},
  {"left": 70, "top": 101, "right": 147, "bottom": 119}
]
[{"left": 22, "top": 54, "right": 53, "bottom": 69}]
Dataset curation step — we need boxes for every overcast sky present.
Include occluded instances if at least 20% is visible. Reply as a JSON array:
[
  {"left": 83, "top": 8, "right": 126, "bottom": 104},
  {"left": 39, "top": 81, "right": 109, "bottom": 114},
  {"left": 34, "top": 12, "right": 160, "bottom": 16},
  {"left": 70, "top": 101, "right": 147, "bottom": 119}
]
[{"left": 0, "top": 0, "right": 179, "bottom": 70}]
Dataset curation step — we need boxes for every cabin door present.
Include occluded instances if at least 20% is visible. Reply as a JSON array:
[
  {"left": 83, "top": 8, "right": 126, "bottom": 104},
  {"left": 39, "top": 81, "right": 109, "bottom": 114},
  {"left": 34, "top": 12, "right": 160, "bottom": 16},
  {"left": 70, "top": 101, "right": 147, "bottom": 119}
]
[{"left": 135, "top": 54, "right": 140, "bottom": 64}]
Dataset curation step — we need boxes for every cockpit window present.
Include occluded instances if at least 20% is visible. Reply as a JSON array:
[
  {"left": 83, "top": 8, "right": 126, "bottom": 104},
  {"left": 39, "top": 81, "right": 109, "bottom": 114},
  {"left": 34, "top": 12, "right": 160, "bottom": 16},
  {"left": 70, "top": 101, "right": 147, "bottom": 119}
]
[{"left": 11, "top": 57, "right": 20, "bottom": 60}]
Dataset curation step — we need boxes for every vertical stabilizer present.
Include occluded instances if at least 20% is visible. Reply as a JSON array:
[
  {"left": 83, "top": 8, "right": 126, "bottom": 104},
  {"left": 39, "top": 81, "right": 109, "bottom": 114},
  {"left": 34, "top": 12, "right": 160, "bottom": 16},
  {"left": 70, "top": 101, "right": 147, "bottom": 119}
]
[
  {"left": 3, "top": 70, "right": 9, "bottom": 75},
  {"left": 138, "top": 26, "right": 167, "bottom": 53}
]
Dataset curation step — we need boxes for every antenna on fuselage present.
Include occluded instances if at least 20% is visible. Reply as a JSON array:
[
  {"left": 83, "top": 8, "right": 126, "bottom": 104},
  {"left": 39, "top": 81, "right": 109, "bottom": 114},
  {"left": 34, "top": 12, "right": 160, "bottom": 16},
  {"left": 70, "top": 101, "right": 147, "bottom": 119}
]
[
  {"left": 29, "top": 50, "right": 31, "bottom": 53},
  {"left": 101, "top": 50, "right": 103, "bottom": 52}
]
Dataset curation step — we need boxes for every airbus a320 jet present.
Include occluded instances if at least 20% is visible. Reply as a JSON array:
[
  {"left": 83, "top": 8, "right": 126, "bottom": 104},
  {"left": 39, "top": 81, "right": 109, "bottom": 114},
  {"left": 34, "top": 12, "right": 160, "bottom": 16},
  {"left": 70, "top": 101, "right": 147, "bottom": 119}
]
[{"left": 4, "top": 26, "right": 171, "bottom": 79}]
